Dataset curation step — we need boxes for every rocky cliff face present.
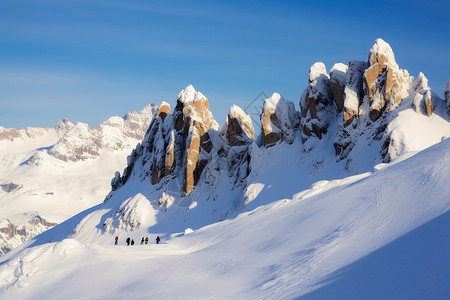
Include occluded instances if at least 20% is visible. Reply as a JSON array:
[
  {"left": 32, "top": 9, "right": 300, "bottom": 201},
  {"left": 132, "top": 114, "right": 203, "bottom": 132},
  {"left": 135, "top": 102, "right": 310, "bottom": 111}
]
[
  {"left": 363, "top": 39, "right": 410, "bottom": 121},
  {"left": 299, "top": 62, "right": 335, "bottom": 151},
  {"left": 110, "top": 85, "right": 220, "bottom": 197},
  {"left": 298, "top": 38, "right": 449, "bottom": 165},
  {"left": 221, "top": 105, "right": 255, "bottom": 186},
  {"left": 108, "top": 39, "right": 449, "bottom": 212},
  {"left": 261, "top": 93, "right": 299, "bottom": 147}
]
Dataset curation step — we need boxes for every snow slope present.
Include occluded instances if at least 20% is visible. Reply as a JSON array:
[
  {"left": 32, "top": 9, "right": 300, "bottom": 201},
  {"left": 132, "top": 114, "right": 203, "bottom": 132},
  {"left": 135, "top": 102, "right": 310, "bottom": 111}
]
[
  {"left": 1, "top": 137, "right": 449, "bottom": 299},
  {"left": 0, "top": 104, "right": 156, "bottom": 254}
]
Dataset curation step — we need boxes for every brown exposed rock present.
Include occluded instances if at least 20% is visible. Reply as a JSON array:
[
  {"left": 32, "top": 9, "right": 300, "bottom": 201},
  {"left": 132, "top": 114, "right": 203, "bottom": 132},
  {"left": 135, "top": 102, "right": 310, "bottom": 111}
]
[
  {"left": 261, "top": 108, "right": 276, "bottom": 145},
  {"left": 299, "top": 62, "right": 334, "bottom": 148},
  {"left": 164, "top": 130, "right": 175, "bottom": 176},
  {"left": 261, "top": 93, "right": 297, "bottom": 147},
  {"left": 184, "top": 127, "right": 200, "bottom": 195},
  {"left": 263, "top": 132, "right": 280, "bottom": 147},
  {"left": 369, "top": 52, "right": 389, "bottom": 66},
  {"left": 157, "top": 102, "right": 171, "bottom": 122},
  {"left": 385, "top": 68, "right": 404, "bottom": 106},
  {"left": 424, "top": 91, "right": 433, "bottom": 117},
  {"left": 329, "top": 63, "right": 348, "bottom": 112},
  {"left": 151, "top": 157, "right": 160, "bottom": 185},
  {"left": 331, "top": 82, "right": 345, "bottom": 112},
  {"left": 200, "top": 132, "right": 213, "bottom": 152},
  {"left": 227, "top": 116, "right": 245, "bottom": 147},
  {"left": 225, "top": 106, "right": 255, "bottom": 147},
  {"left": 343, "top": 112, "right": 353, "bottom": 122},
  {"left": 364, "top": 39, "right": 407, "bottom": 121},
  {"left": 0, "top": 129, "right": 20, "bottom": 142},
  {"left": 411, "top": 73, "right": 438, "bottom": 118},
  {"left": 171, "top": 85, "right": 218, "bottom": 195},
  {"left": 342, "top": 60, "right": 367, "bottom": 123},
  {"left": 364, "top": 64, "right": 386, "bottom": 98}
]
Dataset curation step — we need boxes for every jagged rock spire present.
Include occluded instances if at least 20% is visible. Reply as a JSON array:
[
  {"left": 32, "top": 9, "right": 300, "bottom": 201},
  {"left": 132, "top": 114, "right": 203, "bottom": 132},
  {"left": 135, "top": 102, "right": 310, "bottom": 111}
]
[
  {"left": 110, "top": 85, "right": 218, "bottom": 196},
  {"left": 261, "top": 93, "right": 298, "bottom": 147},
  {"left": 364, "top": 38, "right": 409, "bottom": 121},
  {"left": 226, "top": 105, "right": 255, "bottom": 147},
  {"left": 108, "top": 39, "right": 449, "bottom": 204},
  {"left": 299, "top": 62, "right": 335, "bottom": 151},
  {"left": 222, "top": 105, "right": 255, "bottom": 185},
  {"left": 329, "top": 63, "right": 348, "bottom": 113}
]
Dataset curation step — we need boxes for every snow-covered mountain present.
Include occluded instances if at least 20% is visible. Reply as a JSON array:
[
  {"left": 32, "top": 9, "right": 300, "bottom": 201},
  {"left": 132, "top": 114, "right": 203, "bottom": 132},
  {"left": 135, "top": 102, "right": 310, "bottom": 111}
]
[
  {"left": 102, "top": 38, "right": 450, "bottom": 230},
  {"left": 1, "top": 137, "right": 450, "bottom": 299},
  {"left": 0, "top": 104, "right": 157, "bottom": 254},
  {"left": 1, "top": 38, "right": 450, "bottom": 299}
]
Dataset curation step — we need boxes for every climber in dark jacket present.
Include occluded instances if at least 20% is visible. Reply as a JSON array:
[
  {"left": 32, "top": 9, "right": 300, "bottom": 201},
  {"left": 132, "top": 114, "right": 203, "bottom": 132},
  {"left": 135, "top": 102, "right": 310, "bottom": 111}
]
[
  {"left": 156, "top": 236, "right": 161, "bottom": 244},
  {"left": 145, "top": 237, "right": 149, "bottom": 244},
  {"left": 126, "top": 237, "right": 130, "bottom": 246},
  {"left": 141, "top": 237, "right": 145, "bottom": 245}
]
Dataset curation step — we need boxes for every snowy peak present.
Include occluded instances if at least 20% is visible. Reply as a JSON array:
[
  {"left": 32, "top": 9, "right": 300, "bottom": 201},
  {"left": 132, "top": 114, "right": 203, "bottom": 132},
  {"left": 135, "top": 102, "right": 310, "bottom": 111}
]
[
  {"left": 54, "top": 118, "right": 75, "bottom": 132},
  {"left": 0, "top": 104, "right": 157, "bottom": 255},
  {"left": 300, "top": 62, "right": 334, "bottom": 150},
  {"left": 364, "top": 38, "right": 409, "bottom": 121},
  {"left": 329, "top": 63, "right": 348, "bottom": 112},
  {"left": 177, "top": 84, "right": 205, "bottom": 104},
  {"left": 0, "top": 126, "right": 59, "bottom": 143},
  {"left": 175, "top": 85, "right": 217, "bottom": 132},
  {"left": 104, "top": 39, "right": 450, "bottom": 243},
  {"left": 297, "top": 38, "right": 449, "bottom": 165},
  {"left": 225, "top": 105, "right": 255, "bottom": 147},
  {"left": 111, "top": 85, "right": 219, "bottom": 196},
  {"left": 368, "top": 38, "right": 399, "bottom": 69},
  {"left": 156, "top": 101, "right": 171, "bottom": 122},
  {"left": 261, "top": 93, "right": 299, "bottom": 147},
  {"left": 48, "top": 104, "right": 156, "bottom": 162}
]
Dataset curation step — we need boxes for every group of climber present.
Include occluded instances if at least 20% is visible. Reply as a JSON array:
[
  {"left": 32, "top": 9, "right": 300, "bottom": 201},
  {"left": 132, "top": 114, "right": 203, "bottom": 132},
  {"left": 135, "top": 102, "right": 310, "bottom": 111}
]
[{"left": 114, "top": 235, "right": 160, "bottom": 246}]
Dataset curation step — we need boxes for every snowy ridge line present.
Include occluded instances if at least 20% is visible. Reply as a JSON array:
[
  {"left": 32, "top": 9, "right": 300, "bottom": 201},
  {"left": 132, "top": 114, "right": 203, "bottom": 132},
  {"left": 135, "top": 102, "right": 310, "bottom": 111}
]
[
  {"left": 0, "top": 104, "right": 157, "bottom": 255},
  {"left": 108, "top": 38, "right": 450, "bottom": 216}
]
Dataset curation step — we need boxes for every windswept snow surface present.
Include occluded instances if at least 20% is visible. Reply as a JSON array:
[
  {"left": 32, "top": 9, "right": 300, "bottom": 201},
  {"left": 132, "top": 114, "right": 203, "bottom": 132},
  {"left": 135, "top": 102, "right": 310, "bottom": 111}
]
[{"left": 1, "top": 137, "right": 450, "bottom": 299}]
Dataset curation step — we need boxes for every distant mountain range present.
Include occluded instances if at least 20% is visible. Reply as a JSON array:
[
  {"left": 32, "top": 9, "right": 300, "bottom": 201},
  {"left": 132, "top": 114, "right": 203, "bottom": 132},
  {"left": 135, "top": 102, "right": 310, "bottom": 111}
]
[{"left": 0, "top": 104, "right": 156, "bottom": 254}]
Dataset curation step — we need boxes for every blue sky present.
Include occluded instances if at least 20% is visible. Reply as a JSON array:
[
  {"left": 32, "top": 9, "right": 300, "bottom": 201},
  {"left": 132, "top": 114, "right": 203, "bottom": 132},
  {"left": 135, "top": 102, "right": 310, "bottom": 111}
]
[{"left": 1, "top": 0, "right": 449, "bottom": 129}]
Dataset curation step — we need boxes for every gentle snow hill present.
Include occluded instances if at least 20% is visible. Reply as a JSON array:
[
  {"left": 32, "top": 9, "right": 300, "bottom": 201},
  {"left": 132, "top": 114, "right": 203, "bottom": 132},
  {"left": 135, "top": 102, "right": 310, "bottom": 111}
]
[
  {"left": 0, "top": 104, "right": 156, "bottom": 255},
  {"left": 0, "top": 137, "right": 450, "bottom": 299}
]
